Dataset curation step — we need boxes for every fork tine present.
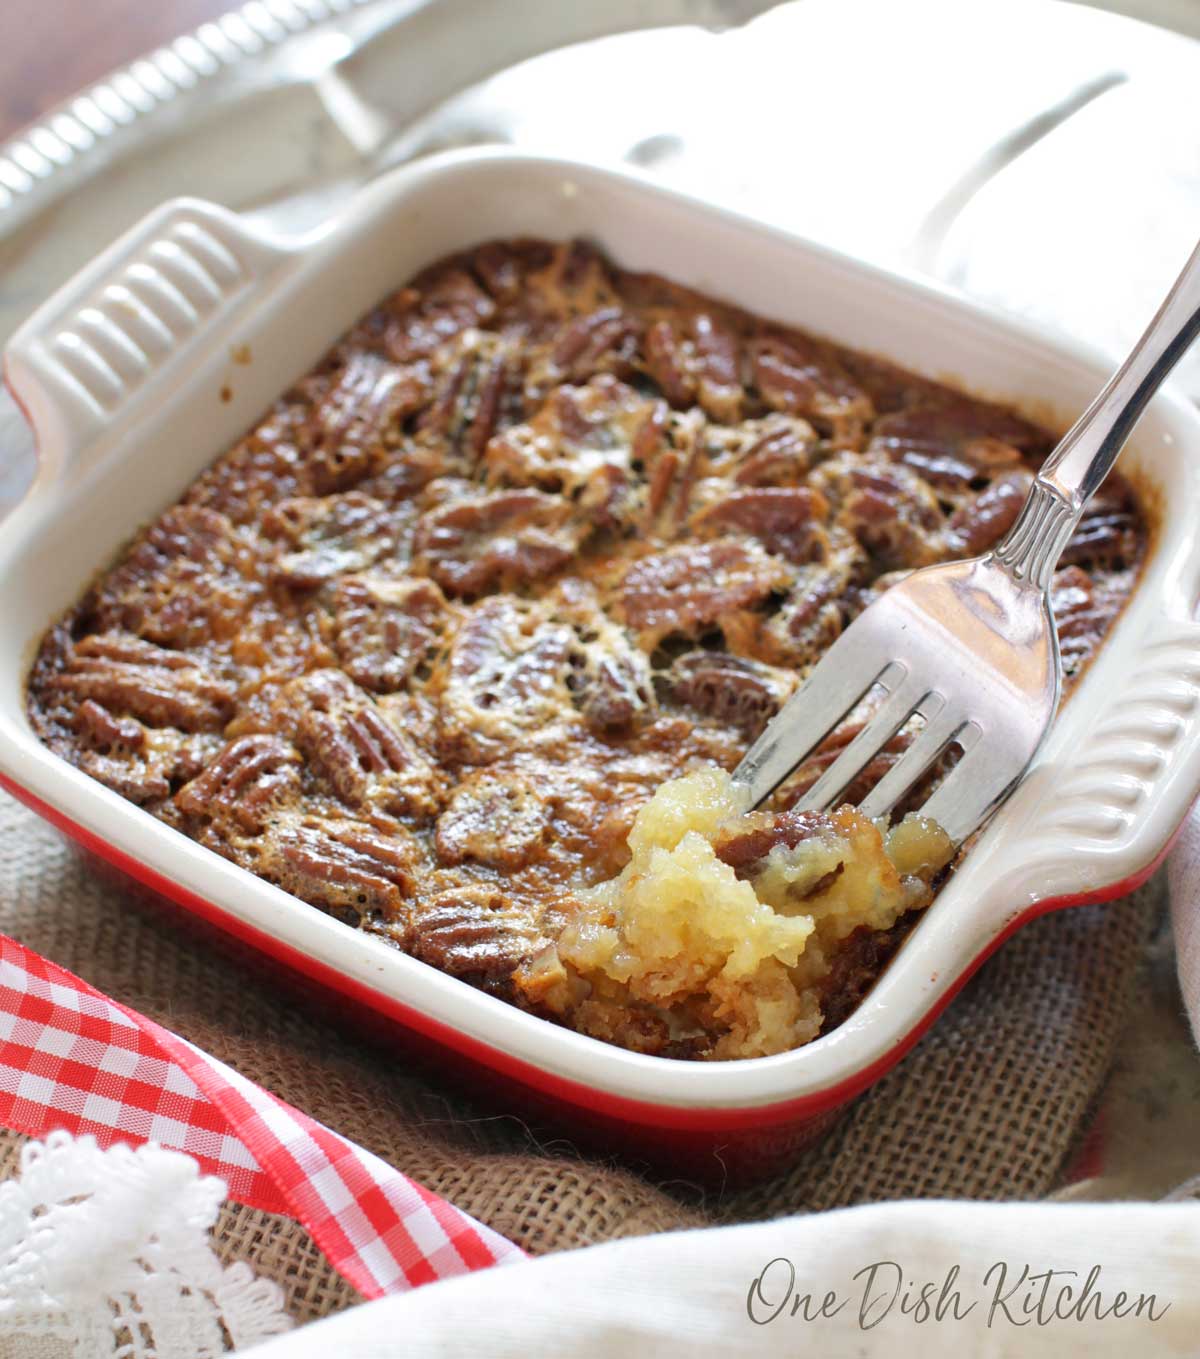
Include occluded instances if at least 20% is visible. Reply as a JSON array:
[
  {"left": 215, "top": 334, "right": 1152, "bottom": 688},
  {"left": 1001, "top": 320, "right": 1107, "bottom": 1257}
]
[
  {"left": 917, "top": 738, "right": 1020, "bottom": 846},
  {"left": 797, "top": 668, "right": 937, "bottom": 812},
  {"left": 734, "top": 630, "right": 896, "bottom": 807},
  {"left": 855, "top": 707, "right": 973, "bottom": 823}
]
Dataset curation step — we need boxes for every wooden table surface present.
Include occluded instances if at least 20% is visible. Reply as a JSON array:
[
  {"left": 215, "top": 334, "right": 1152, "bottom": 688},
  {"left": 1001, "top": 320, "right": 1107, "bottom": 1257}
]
[{"left": 0, "top": 0, "right": 236, "bottom": 143}]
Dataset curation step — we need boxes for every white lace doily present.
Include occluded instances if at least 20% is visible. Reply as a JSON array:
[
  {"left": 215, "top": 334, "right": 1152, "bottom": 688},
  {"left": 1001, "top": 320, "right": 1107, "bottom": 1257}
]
[{"left": 0, "top": 1131, "right": 291, "bottom": 1357}]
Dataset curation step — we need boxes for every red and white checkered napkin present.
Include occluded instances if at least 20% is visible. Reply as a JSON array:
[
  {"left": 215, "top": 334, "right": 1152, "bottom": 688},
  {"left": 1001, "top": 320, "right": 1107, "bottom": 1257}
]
[{"left": 0, "top": 932, "right": 524, "bottom": 1296}]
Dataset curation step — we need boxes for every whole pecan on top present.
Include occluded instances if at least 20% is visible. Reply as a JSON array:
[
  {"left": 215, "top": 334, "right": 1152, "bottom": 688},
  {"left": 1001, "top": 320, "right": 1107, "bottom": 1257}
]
[
  {"left": 331, "top": 575, "right": 449, "bottom": 694},
  {"left": 378, "top": 266, "right": 497, "bottom": 364},
  {"left": 70, "top": 698, "right": 210, "bottom": 807},
  {"left": 282, "top": 669, "right": 443, "bottom": 819},
  {"left": 435, "top": 770, "right": 553, "bottom": 872},
  {"left": 412, "top": 487, "right": 584, "bottom": 597},
  {"left": 437, "top": 596, "right": 582, "bottom": 764},
  {"left": 1049, "top": 564, "right": 1128, "bottom": 677},
  {"left": 866, "top": 399, "right": 1042, "bottom": 491},
  {"left": 415, "top": 332, "right": 521, "bottom": 467},
  {"left": 91, "top": 505, "right": 255, "bottom": 649},
  {"left": 486, "top": 375, "right": 668, "bottom": 536},
  {"left": 692, "top": 485, "right": 830, "bottom": 564},
  {"left": 751, "top": 331, "right": 874, "bottom": 444},
  {"left": 728, "top": 415, "right": 818, "bottom": 487},
  {"left": 48, "top": 633, "right": 236, "bottom": 733},
  {"left": 1057, "top": 480, "right": 1142, "bottom": 570},
  {"left": 304, "top": 348, "right": 431, "bottom": 493},
  {"left": 619, "top": 538, "right": 793, "bottom": 639},
  {"left": 410, "top": 885, "right": 547, "bottom": 983},
  {"left": 267, "top": 812, "right": 422, "bottom": 927},
  {"left": 175, "top": 733, "right": 302, "bottom": 834},
  {"left": 662, "top": 651, "right": 796, "bottom": 741},
  {"left": 816, "top": 455, "right": 945, "bottom": 570},
  {"left": 264, "top": 492, "right": 415, "bottom": 588},
  {"left": 642, "top": 310, "right": 743, "bottom": 423},
  {"left": 548, "top": 305, "right": 641, "bottom": 384},
  {"left": 945, "top": 469, "right": 1034, "bottom": 556}
]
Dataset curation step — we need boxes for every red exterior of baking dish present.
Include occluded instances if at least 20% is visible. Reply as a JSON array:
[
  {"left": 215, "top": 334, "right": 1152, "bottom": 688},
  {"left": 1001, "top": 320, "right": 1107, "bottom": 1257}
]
[{"left": 0, "top": 770, "right": 1179, "bottom": 1184}]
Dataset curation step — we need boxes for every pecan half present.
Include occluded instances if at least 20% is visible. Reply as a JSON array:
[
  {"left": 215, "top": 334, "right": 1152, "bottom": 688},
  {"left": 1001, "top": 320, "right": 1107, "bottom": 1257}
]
[
  {"left": 470, "top": 240, "right": 530, "bottom": 301},
  {"left": 578, "top": 462, "right": 640, "bottom": 536},
  {"left": 439, "top": 597, "right": 579, "bottom": 763},
  {"left": 620, "top": 539, "right": 792, "bottom": 637},
  {"left": 184, "top": 407, "right": 314, "bottom": 525},
  {"left": 638, "top": 409, "right": 707, "bottom": 533},
  {"left": 379, "top": 267, "right": 496, "bottom": 364},
  {"left": 68, "top": 697, "right": 213, "bottom": 805},
  {"left": 74, "top": 698, "right": 144, "bottom": 753},
  {"left": 766, "top": 558, "right": 854, "bottom": 667},
  {"left": 268, "top": 813, "right": 420, "bottom": 924},
  {"left": 47, "top": 634, "right": 235, "bottom": 732},
  {"left": 535, "top": 581, "right": 657, "bottom": 734},
  {"left": 573, "top": 645, "right": 655, "bottom": 734},
  {"left": 285, "top": 670, "right": 441, "bottom": 818},
  {"left": 643, "top": 311, "right": 742, "bottom": 421},
  {"left": 82, "top": 755, "right": 172, "bottom": 805},
  {"left": 175, "top": 733, "right": 301, "bottom": 833},
  {"left": 484, "top": 375, "right": 662, "bottom": 523},
  {"left": 411, "top": 886, "right": 544, "bottom": 982},
  {"left": 663, "top": 651, "right": 796, "bottom": 739},
  {"left": 264, "top": 493, "right": 413, "bottom": 587},
  {"left": 867, "top": 400, "right": 1040, "bottom": 488},
  {"left": 570, "top": 628, "right": 655, "bottom": 737},
  {"left": 413, "top": 488, "right": 582, "bottom": 597},
  {"left": 751, "top": 333, "right": 873, "bottom": 443},
  {"left": 945, "top": 469, "right": 1033, "bottom": 555},
  {"left": 692, "top": 486, "right": 829, "bottom": 564},
  {"left": 1050, "top": 564, "right": 1128, "bottom": 677},
  {"left": 549, "top": 305, "right": 640, "bottom": 382},
  {"left": 435, "top": 772, "right": 552, "bottom": 871},
  {"left": 415, "top": 332, "right": 518, "bottom": 465},
  {"left": 1058, "top": 479, "right": 1142, "bottom": 570},
  {"left": 729, "top": 415, "right": 817, "bottom": 486},
  {"left": 817, "top": 456, "right": 945, "bottom": 569},
  {"left": 92, "top": 506, "right": 252, "bottom": 648},
  {"left": 306, "top": 349, "right": 429, "bottom": 492},
  {"left": 332, "top": 575, "right": 448, "bottom": 693}
]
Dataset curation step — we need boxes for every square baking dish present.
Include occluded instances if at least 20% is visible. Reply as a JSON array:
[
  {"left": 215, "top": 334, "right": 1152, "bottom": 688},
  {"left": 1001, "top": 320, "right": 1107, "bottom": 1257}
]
[{"left": 4, "top": 149, "right": 1200, "bottom": 1182}]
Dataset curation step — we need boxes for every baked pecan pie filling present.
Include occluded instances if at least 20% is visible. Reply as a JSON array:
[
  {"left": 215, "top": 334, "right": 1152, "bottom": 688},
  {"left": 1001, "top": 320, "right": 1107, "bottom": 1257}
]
[{"left": 27, "top": 239, "right": 1146, "bottom": 1060}]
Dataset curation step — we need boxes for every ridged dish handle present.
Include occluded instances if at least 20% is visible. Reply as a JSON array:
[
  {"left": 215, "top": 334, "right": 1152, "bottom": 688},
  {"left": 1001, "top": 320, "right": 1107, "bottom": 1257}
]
[
  {"left": 1004, "top": 608, "right": 1200, "bottom": 899},
  {"left": 3, "top": 198, "right": 296, "bottom": 483}
]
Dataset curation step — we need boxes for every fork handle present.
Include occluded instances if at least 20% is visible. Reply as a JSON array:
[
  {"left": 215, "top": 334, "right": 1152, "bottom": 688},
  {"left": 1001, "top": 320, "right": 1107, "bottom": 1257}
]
[{"left": 992, "top": 236, "right": 1200, "bottom": 590}]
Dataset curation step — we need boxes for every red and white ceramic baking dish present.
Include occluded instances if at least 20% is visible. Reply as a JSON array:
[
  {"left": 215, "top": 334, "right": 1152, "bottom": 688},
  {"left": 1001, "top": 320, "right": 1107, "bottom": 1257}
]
[{"left": 3, "top": 150, "right": 1200, "bottom": 1182}]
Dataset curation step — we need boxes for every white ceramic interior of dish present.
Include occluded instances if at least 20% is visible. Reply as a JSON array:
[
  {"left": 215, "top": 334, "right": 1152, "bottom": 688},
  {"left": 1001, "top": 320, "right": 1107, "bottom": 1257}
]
[{"left": 3, "top": 149, "right": 1200, "bottom": 1111}]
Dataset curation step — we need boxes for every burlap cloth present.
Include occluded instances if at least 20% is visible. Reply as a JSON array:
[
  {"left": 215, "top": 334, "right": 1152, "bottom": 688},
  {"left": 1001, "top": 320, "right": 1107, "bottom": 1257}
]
[{"left": 0, "top": 788, "right": 1163, "bottom": 1326}]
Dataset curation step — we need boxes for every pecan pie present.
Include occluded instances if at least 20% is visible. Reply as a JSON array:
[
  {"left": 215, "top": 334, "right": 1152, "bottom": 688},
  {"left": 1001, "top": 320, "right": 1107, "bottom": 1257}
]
[{"left": 27, "top": 239, "right": 1147, "bottom": 1060}]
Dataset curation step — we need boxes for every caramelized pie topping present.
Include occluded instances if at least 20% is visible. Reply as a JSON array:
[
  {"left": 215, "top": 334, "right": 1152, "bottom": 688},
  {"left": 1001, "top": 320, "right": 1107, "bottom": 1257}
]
[{"left": 27, "top": 238, "right": 1146, "bottom": 1059}]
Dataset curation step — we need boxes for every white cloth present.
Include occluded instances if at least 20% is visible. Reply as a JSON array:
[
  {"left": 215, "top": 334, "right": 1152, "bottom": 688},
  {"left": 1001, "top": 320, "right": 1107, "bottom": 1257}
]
[
  {"left": 1168, "top": 806, "right": 1200, "bottom": 1042},
  {"left": 242, "top": 1200, "right": 1200, "bottom": 1358},
  {"left": 0, "top": 1131, "right": 290, "bottom": 1358}
]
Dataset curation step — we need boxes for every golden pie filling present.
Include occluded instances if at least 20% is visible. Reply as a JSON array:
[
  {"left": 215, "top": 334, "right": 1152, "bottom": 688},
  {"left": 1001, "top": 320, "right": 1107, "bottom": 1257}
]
[
  {"left": 521, "top": 768, "right": 953, "bottom": 1058},
  {"left": 26, "top": 239, "right": 1146, "bottom": 1060}
]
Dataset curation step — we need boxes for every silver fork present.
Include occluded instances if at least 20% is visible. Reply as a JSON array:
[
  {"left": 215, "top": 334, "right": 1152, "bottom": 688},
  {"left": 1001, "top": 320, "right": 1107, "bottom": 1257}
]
[{"left": 733, "top": 239, "right": 1200, "bottom": 844}]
